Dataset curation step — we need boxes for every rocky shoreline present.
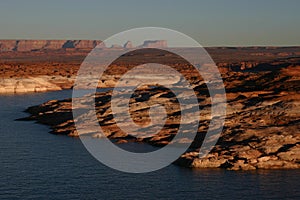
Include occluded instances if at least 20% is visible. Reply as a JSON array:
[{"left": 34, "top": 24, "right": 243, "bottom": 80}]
[
  {"left": 20, "top": 63, "right": 300, "bottom": 170},
  {"left": 2, "top": 45, "right": 299, "bottom": 170}
]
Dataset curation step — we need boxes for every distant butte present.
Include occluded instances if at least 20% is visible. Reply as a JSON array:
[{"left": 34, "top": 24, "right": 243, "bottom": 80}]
[
  {"left": 123, "top": 40, "right": 168, "bottom": 49},
  {"left": 140, "top": 40, "right": 167, "bottom": 48}
]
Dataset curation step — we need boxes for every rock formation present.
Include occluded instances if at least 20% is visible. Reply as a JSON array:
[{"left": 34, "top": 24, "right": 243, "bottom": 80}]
[
  {"left": 140, "top": 40, "right": 167, "bottom": 48},
  {"left": 0, "top": 40, "right": 104, "bottom": 52},
  {"left": 0, "top": 76, "right": 65, "bottom": 93},
  {"left": 110, "top": 44, "right": 123, "bottom": 49},
  {"left": 73, "top": 40, "right": 102, "bottom": 49},
  {"left": 0, "top": 40, "right": 17, "bottom": 51},
  {"left": 44, "top": 40, "right": 68, "bottom": 49},
  {"left": 17, "top": 40, "right": 49, "bottom": 51},
  {"left": 21, "top": 65, "right": 300, "bottom": 170},
  {"left": 19, "top": 49, "right": 300, "bottom": 170},
  {"left": 1, "top": 46, "right": 300, "bottom": 95}
]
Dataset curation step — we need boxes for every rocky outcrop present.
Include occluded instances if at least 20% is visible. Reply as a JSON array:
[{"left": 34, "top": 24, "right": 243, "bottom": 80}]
[
  {"left": 0, "top": 76, "right": 60, "bottom": 93},
  {"left": 0, "top": 75, "right": 75, "bottom": 93},
  {"left": 110, "top": 44, "right": 123, "bottom": 49},
  {"left": 73, "top": 40, "right": 102, "bottom": 49},
  {"left": 177, "top": 98, "right": 300, "bottom": 170},
  {"left": 20, "top": 61, "right": 300, "bottom": 170},
  {"left": 0, "top": 40, "right": 103, "bottom": 52}
]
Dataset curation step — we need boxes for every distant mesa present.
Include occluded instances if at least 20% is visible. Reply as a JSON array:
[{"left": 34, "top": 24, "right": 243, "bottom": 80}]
[
  {"left": 0, "top": 39, "right": 168, "bottom": 52},
  {"left": 0, "top": 40, "right": 105, "bottom": 52},
  {"left": 140, "top": 40, "right": 167, "bottom": 48},
  {"left": 110, "top": 44, "right": 123, "bottom": 49},
  {"left": 122, "top": 40, "right": 168, "bottom": 49}
]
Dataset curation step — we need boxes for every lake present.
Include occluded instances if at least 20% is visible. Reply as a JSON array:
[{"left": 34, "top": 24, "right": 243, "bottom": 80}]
[{"left": 0, "top": 90, "right": 299, "bottom": 199}]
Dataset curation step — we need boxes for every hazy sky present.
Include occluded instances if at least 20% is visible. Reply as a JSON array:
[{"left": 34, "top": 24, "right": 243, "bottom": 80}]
[{"left": 0, "top": 0, "right": 299, "bottom": 46}]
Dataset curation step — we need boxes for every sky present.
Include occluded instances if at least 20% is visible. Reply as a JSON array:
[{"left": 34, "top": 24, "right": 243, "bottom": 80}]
[{"left": 0, "top": 0, "right": 299, "bottom": 46}]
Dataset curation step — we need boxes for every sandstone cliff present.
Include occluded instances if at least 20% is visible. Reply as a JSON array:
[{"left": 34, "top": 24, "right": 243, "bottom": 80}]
[{"left": 0, "top": 40, "right": 104, "bottom": 52}]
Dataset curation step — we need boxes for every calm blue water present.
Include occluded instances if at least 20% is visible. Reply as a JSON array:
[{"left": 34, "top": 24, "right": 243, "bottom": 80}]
[{"left": 0, "top": 90, "right": 299, "bottom": 200}]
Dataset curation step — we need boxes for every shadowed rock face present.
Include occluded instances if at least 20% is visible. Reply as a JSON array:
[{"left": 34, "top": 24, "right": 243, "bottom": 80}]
[{"left": 18, "top": 47, "right": 300, "bottom": 170}]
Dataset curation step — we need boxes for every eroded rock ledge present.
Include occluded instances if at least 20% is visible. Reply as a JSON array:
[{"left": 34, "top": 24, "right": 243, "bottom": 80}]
[{"left": 20, "top": 64, "right": 300, "bottom": 170}]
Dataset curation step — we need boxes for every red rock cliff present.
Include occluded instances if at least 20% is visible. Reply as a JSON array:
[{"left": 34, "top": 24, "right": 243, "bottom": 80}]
[{"left": 0, "top": 40, "right": 103, "bottom": 52}]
